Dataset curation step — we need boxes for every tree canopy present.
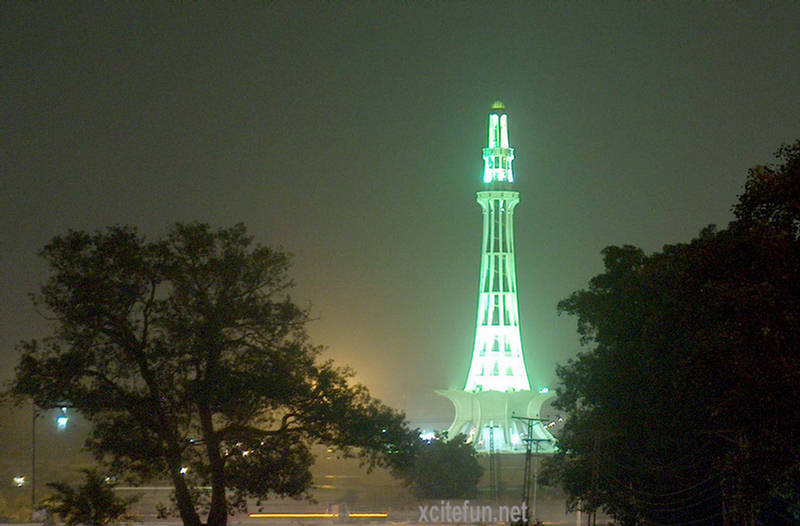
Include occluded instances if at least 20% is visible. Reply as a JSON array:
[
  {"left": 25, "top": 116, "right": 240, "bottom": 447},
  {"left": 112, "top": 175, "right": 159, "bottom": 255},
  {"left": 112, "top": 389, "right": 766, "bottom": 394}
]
[
  {"left": 548, "top": 141, "right": 800, "bottom": 526},
  {"left": 43, "top": 469, "right": 136, "bottom": 526},
  {"left": 402, "top": 433, "right": 483, "bottom": 500},
  {"left": 10, "top": 223, "right": 417, "bottom": 526}
]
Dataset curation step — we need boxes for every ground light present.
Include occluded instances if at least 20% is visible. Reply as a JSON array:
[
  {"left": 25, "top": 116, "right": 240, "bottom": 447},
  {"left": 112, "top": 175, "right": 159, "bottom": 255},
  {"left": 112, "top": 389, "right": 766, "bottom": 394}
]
[
  {"left": 419, "top": 430, "right": 435, "bottom": 442},
  {"left": 248, "top": 512, "right": 388, "bottom": 519}
]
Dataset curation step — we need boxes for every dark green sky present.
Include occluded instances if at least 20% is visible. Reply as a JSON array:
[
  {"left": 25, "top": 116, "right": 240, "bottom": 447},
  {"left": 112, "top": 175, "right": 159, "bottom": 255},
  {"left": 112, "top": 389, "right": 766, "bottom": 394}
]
[{"left": 2, "top": 2, "right": 799, "bottom": 427}]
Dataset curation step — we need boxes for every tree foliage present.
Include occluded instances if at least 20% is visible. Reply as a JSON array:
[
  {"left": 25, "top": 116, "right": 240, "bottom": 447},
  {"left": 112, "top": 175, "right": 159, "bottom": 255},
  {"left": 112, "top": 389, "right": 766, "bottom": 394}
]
[
  {"left": 403, "top": 433, "right": 483, "bottom": 500},
  {"left": 10, "top": 223, "right": 417, "bottom": 526},
  {"left": 548, "top": 141, "right": 800, "bottom": 526},
  {"left": 43, "top": 469, "right": 136, "bottom": 526}
]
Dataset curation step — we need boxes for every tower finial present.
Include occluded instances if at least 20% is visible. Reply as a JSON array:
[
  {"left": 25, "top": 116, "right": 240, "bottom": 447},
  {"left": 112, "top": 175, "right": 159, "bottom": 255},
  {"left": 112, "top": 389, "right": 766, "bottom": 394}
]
[{"left": 483, "top": 103, "right": 515, "bottom": 184}]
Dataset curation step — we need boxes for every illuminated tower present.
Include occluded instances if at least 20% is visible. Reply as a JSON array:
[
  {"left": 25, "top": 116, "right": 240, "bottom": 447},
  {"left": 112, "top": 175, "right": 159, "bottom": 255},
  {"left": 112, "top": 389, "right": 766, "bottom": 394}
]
[
  {"left": 464, "top": 102, "right": 529, "bottom": 393},
  {"left": 438, "top": 102, "right": 554, "bottom": 452}
]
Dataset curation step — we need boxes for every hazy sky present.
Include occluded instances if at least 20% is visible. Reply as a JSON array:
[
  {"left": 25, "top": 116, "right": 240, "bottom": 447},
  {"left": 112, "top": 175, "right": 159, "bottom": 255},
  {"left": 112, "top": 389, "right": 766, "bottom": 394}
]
[{"left": 3, "top": 2, "right": 799, "bottom": 426}]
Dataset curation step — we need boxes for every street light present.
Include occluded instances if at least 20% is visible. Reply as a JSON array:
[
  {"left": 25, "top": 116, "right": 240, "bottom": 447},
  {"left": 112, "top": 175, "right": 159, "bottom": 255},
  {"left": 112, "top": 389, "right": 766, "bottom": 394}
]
[
  {"left": 14, "top": 476, "right": 25, "bottom": 488},
  {"left": 32, "top": 403, "right": 71, "bottom": 518},
  {"left": 56, "top": 407, "right": 69, "bottom": 430}
]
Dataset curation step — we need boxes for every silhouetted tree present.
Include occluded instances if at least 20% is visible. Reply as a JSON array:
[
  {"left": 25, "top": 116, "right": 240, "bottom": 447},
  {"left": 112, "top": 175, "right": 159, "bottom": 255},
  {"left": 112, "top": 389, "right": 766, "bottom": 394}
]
[
  {"left": 404, "top": 433, "right": 483, "bottom": 499},
  {"left": 9, "top": 223, "right": 417, "bottom": 526},
  {"left": 548, "top": 141, "right": 800, "bottom": 526},
  {"left": 43, "top": 469, "right": 136, "bottom": 526}
]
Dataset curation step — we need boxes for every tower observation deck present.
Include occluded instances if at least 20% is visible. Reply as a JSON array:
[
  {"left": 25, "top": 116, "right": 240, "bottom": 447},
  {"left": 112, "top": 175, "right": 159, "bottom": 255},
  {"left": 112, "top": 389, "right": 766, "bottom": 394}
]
[{"left": 438, "top": 102, "right": 554, "bottom": 452}]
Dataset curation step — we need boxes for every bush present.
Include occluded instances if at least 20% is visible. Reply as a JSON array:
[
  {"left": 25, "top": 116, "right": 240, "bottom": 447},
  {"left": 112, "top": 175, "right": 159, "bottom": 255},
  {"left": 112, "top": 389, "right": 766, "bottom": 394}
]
[
  {"left": 404, "top": 433, "right": 483, "bottom": 499},
  {"left": 43, "top": 469, "right": 136, "bottom": 526}
]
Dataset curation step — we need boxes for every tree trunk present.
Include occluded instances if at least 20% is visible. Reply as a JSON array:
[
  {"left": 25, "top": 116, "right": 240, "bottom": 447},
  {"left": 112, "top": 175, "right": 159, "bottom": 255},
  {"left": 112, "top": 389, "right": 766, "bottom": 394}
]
[
  {"left": 199, "top": 404, "right": 228, "bottom": 526},
  {"left": 168, "top": 455, "right": 201, "bottom": 526}
]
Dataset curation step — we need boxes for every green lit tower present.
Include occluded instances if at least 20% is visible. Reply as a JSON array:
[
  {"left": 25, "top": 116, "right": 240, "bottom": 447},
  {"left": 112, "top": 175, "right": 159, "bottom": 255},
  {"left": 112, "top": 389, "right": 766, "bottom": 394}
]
[
  {"left": 465, "top": 101, "right": 529, "bottom": 392},
  {"left": 438, "top": 102, "right": 554, "bottom": 452}
]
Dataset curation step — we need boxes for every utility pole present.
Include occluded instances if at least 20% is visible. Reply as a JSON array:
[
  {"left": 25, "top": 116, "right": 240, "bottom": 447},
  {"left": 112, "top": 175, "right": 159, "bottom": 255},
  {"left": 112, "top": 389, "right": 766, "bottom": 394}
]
[
  {"left": 512, "top": 416, "right": 551, "bottom": 525},
  {"left": 488, "top": 424, "right": 497, "bottom": 502},
  {"left": 487, "top": 424, "right": 503, "bottom": 503},
  {"left": 31, "top": 403, "right": 37, "bottom": 519}
]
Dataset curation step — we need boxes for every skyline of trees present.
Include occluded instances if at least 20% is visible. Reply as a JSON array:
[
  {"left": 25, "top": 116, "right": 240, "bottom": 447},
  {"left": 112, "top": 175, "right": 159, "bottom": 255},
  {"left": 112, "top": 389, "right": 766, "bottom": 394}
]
[
  {"left": 8, "top": 223, "right": 418, "bottom": 526},
  {"left": 548, "top": 141, "right": 800, "bottom": 526}
]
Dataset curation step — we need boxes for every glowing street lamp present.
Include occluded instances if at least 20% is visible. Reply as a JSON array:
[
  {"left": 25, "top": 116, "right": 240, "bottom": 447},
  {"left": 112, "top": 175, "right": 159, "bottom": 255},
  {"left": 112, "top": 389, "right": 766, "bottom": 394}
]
[
  {"left": 56, "top": 407, "right": 69, "bottom": 430},
  {"left": 13, "top": 476, "right": 25, "bottom": 487},
  {"left": 31, "top": 403, "right": 73, "bottom": 518}
]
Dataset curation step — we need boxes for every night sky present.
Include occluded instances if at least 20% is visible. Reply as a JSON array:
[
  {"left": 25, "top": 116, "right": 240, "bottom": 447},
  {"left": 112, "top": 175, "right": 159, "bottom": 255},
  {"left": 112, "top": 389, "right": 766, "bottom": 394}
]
[{"left": 3, "top": 2, "right": 799, "bottom": 427}]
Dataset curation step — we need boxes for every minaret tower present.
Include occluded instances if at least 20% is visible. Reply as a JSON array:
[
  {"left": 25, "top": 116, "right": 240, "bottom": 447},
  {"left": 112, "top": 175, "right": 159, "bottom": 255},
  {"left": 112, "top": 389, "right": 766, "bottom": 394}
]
[
  {"left": 438, "top": 102, "right": 554, "bottom": 452},
  {"left": 464, "top": 101, "right": 530, "bottom": 393}
]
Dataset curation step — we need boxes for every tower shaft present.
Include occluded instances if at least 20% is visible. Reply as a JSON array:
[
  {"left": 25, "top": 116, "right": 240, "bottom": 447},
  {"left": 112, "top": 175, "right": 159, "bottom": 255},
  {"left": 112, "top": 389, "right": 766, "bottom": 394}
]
[{"left": 464, "top": 190, "right": 529, "bottom": 391}]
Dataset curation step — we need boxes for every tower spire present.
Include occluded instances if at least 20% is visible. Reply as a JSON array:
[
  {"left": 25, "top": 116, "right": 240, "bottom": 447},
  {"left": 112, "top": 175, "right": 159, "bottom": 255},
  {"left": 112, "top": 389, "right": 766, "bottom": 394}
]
[{"left": 483, "top": 101, "right": 515, "bottom": 184}]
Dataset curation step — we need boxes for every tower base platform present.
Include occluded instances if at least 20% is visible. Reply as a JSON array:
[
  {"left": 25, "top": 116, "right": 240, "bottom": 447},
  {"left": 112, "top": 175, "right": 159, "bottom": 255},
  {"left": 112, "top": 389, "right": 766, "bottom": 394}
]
[{"left": 436, "top": 389, "right": 556, "bottom": 453}]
